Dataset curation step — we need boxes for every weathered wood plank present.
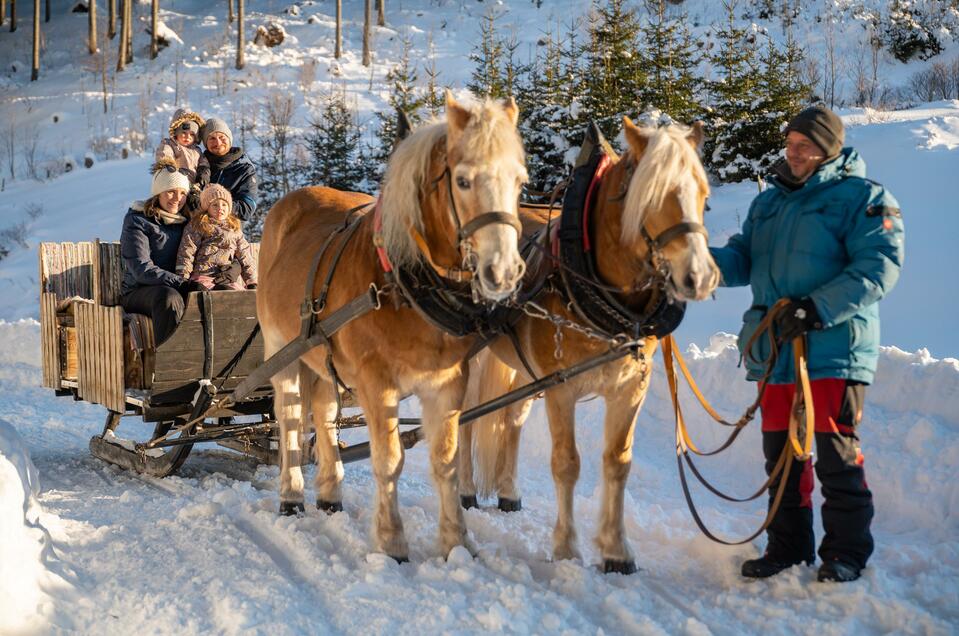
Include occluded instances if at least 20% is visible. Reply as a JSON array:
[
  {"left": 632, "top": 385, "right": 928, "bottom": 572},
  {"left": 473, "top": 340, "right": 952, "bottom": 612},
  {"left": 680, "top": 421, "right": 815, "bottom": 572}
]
[{"left": 160, "top": 317, "right": 260, "bottom": 353}]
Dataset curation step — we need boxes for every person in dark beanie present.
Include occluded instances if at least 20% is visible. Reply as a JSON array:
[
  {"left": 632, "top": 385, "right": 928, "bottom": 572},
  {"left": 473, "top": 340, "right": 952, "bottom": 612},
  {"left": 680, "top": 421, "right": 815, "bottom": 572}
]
[
  {"left": 119, "top": 158, "right": 206, "bottom": 345},
  {"left": 709, "top": 105, "right": 905, "bottom": 583},
  {"left": 201, "top": 117, "right": 258, "bottom": 222}
]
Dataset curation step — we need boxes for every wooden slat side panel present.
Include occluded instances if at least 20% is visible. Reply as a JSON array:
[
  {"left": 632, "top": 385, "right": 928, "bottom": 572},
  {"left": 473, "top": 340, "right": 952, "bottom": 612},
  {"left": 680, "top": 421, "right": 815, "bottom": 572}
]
[
  {"left": 97, "top": 241, "right": 123, "bottom": 306},
  {"left": 107, "top": 307, "right": 125, "bottom": 412},
  {"left": 160, "top": 317, "right": 259, "bottom": 352},
  {"left": 40, "top": 293, "right": 61, "bottom": 388},
  {"left": 94, "top": 304, "right": 104, "bottom": 406},
  {"left": 76, "top": 304, "right": 90, "bottom": 402}
]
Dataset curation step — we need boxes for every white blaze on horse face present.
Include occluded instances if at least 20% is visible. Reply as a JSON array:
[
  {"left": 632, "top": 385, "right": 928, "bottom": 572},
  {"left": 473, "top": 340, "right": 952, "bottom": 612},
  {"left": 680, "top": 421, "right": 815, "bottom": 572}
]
[
  {"left": 668, "top": 176, "right": 720, "bottom": 301},
  {"left": 454, "top": 160, "right": 527, "bottom": 301}
]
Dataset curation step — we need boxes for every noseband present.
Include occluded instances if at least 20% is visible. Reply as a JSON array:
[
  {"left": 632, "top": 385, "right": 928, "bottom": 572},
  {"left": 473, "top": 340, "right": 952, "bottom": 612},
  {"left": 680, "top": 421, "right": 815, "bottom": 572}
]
[{"left": 407, "top": 167, "right": 523, "bottom": 284}]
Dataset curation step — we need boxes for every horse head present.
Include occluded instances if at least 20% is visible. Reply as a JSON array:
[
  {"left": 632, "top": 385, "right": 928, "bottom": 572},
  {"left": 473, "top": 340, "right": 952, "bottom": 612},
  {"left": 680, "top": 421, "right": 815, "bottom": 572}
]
[
  {"left": 619, "top": 117, "right": 719, "bottom": 302},
  {"left": 379, "top": 93, "right": 527, "bottom": 302},
  {"left": 443, "top": 92, "right": 528, "bottom": 300}
]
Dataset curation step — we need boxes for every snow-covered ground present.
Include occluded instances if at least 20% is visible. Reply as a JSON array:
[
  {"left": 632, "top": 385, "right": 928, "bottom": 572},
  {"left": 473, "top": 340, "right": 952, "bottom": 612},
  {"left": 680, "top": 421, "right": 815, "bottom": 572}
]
[
  {"left": 2, "top": 321, "right": 957, "bottom": 634},
  {"left": 2, "top": 1, "right": 959, "bottom": 634}
]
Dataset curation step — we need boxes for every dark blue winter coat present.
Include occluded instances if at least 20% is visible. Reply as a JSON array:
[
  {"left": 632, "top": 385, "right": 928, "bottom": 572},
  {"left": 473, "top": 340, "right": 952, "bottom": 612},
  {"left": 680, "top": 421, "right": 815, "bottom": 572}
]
[
  {"left": 710, "top": 148, "right": 904, "bottom": 385},
  {"left": 205, "top": 148, "right": 258, "bottom": 221},
  {"left": 119, "top": 203, "right": 187, "bottom": 295}
]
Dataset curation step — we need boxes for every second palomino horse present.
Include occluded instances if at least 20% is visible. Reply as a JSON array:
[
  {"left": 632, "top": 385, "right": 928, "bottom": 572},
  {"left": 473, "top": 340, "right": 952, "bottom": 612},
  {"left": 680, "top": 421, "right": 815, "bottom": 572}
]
[
  {"left": 257, "top": 94, "right": 527, "bottom": 561},
  {"left": 460, "top": 118, "right": 719, "bottom": 573}
]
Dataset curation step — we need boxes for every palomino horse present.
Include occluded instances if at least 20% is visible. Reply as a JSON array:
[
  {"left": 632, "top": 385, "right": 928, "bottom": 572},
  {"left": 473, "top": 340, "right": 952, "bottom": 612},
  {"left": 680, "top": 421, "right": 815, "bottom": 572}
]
[
  {"left": 257, "top": 93, "right": 527, "bottom": 561},
  {"left": 459, "top": 118, "right": 719, "bottom": 573}
]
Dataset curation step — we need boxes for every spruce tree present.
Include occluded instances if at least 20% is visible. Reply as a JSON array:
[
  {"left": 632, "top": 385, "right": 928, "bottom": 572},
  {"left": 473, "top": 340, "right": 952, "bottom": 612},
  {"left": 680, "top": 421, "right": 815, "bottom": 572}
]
[
  {"left": 579, "top": 0, "right": 646, "bottom": 141},
  {"left": 516, "top": 23, "right": 573, "bottom": 201},
  {"left": 423, "top": 36, "right": 444, "bottom": 118},
  {"left": 704, "top": 0, "right": 765, "bottom": 182},
  {"left": 305, "top": 88, "right": 366, "bottom": 192},
  {"left": 468, "top": 7, "right": 506, "bottom": 99},
  {"left": 367, "top": 38, "right": 425, "bottom": 185},
  {"left": 639, "top": 0, "right": 702, "bottom": 123}
]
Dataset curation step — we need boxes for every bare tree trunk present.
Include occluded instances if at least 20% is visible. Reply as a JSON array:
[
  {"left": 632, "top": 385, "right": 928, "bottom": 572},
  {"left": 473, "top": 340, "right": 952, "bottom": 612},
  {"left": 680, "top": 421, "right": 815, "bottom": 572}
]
[
  {"left": 108, "top": 0, "right": 115, "bottom": 38},
  {"left": 44, "top": 0, "right": 48, "bottom": 22},
  {"left": 88, "top": 0, "right": 97, "bottom": 54},
  {"left": 334, "top": 0, "right": 341, "bottom": 59},
  {"left": 124, "top": 0, "right": 132, "bottom": 64},
  {"left": 115, "top": 0, "right": 125, "bottom": 71},
  {"left": 227, "top": 0, "right": 233, "bottom": 24},
  {"left": 362, "top": 0, "right": 371, "bottom": 67},
  {"left": 0, "top": 1, "right": 6, "bottom": 29},
  {"left": 377, "top": 0, "right": 384, "bottom": 27},
  {"left": 150, "top": 0, "right": 158, "bottom": 59},
  {"left": 10, "top": 0, "right": 16, "bottom": 32},
  {"left": 31, "top": 0, "right": 39, "bottom": 81},
  {"left": 235, "top": 0, "right": 244, "bottom": 70}
]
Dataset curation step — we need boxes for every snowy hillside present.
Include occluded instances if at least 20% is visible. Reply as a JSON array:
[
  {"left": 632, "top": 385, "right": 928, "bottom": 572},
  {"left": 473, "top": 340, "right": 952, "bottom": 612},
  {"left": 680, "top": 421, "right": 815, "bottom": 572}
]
[{"left": 1, "top": 1, "right": 959, "bottom": 634}]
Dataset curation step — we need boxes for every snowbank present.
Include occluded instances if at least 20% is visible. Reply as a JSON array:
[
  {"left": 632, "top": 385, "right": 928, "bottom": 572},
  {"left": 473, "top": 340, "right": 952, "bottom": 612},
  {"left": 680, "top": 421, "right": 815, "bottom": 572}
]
[{"left": 0, "top": 419, "right": 65, "bottom": 634}]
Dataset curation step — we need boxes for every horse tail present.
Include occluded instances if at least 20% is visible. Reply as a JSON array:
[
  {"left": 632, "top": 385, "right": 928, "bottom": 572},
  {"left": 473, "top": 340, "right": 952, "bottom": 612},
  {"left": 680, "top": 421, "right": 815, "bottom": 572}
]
[{"left": 472, "top": 350, "right": 519, "bottom": 499}]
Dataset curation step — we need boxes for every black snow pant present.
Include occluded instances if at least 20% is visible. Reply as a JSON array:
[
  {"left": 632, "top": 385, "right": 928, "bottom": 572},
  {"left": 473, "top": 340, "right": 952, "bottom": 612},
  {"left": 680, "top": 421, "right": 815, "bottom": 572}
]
[
  {"left": 760, "top": 379, "right": 874, "bottom": 570},
  {"left": 121, "top": 285, "right": 185, "bottom": 346}
]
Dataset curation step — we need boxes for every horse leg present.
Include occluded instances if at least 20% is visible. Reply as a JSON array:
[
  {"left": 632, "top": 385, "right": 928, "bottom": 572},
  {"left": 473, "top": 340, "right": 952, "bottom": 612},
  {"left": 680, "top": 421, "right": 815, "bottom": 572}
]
[
  {"left": 595, "top": 388, "right": 644, "bottom": 575},
  {"left": 458, "top": 422, "right": 478, "bottom": 509},
  {"left": 359, "top": 385, "right": 408, "bottom": 561},
  {"left": 271, "top": 362, "right": 306, "bottom": 515},
  {"left": 495, "top": 395, "right": 533, "bottom": 512},
  {"left": 546, "top": 387, "right": 581, "bottom": 561},
  {"left": 310, "top": 375, "right": 344, "bottom": 513},
  {"left": 421, "top": 379, "right": 473, "bottom": 557}
]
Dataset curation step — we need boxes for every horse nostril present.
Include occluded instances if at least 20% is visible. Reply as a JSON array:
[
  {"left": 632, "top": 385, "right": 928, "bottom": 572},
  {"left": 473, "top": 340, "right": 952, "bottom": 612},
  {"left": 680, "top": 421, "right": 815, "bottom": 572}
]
[
  {"left": 483, "top": 264, "right": 504, "bottom": 287},
  {"left": 684, "top": 271, "right": 697, "bottom": 290}
]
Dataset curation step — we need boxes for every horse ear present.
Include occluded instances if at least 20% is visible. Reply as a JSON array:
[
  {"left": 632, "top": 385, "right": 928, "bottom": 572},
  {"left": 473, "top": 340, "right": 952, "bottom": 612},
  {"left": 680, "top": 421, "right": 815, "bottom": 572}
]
[
  {"left": 445, "top": 89, "right": 471, "bottom": 132},
  {"left": 622, "top": 116, "right": 650, "bottom": 155},
  {"left": 503, "top": 96, "right": 519, "bottom": 126},
  {"left": 688, "top": 120, "right": 705, "bottom": 152},
  {"left": 393, "top": 107, "right": 413, "bottom": 153}
]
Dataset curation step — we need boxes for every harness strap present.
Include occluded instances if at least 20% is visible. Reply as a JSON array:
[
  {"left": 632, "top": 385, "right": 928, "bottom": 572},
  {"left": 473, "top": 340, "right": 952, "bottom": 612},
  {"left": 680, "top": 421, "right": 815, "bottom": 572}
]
[
  {"left": 458, "top": 211, "right": 523, "bottom": 242},
  {"left": 648, "top": 221, "right": 709, "bottom": 251},
  {"left": 225, "top": 285, "right": 383, "bottom": 406}
]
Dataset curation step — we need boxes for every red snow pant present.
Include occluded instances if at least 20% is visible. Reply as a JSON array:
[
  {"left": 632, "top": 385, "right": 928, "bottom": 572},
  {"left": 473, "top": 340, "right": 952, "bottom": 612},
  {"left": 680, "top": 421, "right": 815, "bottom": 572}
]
[{"left": 759, "top": 378, "right": 874, "bottom": 569}]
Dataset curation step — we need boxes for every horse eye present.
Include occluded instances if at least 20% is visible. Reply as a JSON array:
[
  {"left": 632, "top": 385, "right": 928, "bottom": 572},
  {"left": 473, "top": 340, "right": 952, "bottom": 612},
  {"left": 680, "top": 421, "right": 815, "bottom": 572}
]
[{"left": 456, "top": 176, "right": 471, "bottom": 190}]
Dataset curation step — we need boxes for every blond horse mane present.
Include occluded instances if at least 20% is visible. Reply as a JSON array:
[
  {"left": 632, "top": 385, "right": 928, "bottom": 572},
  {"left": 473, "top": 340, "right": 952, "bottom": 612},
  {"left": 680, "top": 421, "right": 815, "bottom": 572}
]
[
  {"left": 378, "top": 100, "right": 525, "bottom": 268},
  {"left": 621, "top": 123, "right": 710, "bottom": 245}
]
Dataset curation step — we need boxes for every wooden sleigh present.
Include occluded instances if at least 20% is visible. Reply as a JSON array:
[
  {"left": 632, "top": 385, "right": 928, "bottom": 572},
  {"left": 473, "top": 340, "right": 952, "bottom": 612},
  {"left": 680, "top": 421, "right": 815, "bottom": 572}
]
[{"left": 39, "top": 240, "right": 277, "bottom": 476}]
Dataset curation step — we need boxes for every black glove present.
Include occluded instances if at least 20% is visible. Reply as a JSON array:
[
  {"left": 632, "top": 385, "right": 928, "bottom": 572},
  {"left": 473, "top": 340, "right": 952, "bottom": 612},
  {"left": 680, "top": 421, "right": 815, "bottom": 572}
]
[
  {"left": 245, "top": 283, "right": 258, "bottom": 290},
  {"left": 178, "top": 279, "right": 206, "bottom": 296},
  {"left": 186, "top": 187, "right": 202, "bottom": 213},
  {"left": 775, "top": 297, "right": 823, "bottom": 342},
  {"left": 212, "top": 261, "right": 242, "bottom": 287}
]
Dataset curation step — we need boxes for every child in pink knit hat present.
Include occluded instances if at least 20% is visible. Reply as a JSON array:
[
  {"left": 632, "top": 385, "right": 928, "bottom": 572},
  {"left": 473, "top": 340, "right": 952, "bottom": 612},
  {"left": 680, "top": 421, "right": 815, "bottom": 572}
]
[{"left": 175, "top": 184, "right": 257, "bottom": 290}]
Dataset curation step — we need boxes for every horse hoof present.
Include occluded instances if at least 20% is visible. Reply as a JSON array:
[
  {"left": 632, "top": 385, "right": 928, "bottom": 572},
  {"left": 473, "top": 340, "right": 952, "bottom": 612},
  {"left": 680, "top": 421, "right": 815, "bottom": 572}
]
[
  {"left": 603, "top": 559, "right": 638, "bottom": 575},
  {"left": 390, "top": 555, "right": 410, "bottom": 565},
  {"left": 317, "top": 499, "right": 343, "bottom": 514},
  {"left": 498, "top": 497, "right": 522, "bottom": 512},
  {"left": 279, "top": 501, "right": 305, "bottom": 516},
  {"left": 460, "top": 495, "right": 478, "bottom": 510}
]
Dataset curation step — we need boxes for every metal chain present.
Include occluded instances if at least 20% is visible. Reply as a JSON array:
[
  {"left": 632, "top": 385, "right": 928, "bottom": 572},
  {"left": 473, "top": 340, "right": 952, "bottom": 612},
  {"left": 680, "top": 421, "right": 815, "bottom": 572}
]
[{"left": 508, "top": 297, "right": 630, "bottom": 348}]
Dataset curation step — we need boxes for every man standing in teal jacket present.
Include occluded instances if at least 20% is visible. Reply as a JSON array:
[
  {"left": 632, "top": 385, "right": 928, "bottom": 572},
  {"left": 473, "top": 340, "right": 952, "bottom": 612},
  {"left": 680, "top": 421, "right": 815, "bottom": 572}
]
[{"left": 710, "top": 106, "right": 904, "bottom": 582}]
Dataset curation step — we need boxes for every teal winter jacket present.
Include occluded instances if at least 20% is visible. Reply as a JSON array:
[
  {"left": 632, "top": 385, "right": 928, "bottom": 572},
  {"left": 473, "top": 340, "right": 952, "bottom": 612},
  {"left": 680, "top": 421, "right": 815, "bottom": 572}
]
[{"left": 710, "top": 148, "right": 904, "bottom": 384}]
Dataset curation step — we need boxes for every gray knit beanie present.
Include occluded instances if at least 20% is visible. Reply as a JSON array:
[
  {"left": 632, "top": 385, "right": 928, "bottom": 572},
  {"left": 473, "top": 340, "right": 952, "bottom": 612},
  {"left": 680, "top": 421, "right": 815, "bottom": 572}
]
[
  {"left": 785, "top": 106, "right": 845, "bottom": 159},
  {"left": 202, "top": 117, "right": 234, "bottom": 148}
]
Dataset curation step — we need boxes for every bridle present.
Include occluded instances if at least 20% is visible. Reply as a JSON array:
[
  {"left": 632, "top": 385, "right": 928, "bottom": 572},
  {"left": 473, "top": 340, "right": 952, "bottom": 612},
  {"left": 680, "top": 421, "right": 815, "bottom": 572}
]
[{"left": 406, "top": 166, "right": 524, "bottom": 287}]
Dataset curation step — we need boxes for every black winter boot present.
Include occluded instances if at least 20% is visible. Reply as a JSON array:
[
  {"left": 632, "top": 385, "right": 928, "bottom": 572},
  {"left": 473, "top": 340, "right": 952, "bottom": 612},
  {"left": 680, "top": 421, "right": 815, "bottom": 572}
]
[
  {"left": 742, "top": 555, "right": 811, "bottom": 579},
  {"left": 817, "top": 559, "right": 861, "bottom": 582}
]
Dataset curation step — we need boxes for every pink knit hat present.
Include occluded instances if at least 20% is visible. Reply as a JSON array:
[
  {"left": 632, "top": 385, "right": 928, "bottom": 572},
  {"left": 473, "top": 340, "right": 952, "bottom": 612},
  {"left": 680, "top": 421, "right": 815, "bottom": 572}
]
[{"left": 200, "top": 184, "right": 233, "bottom": 211}]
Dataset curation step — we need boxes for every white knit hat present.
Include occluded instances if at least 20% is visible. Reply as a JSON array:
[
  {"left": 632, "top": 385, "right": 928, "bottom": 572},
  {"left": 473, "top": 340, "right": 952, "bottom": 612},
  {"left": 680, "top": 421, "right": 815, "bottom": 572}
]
[{"left": 150, "top": 158, "right": 190, "bottom": 196}]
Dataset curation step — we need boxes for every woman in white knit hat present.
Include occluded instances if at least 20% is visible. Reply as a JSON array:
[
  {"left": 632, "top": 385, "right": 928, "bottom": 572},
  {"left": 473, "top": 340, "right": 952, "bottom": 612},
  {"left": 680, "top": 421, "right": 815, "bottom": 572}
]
[{"left": 118, "top": 158, "right": 206, "bottom": 344}]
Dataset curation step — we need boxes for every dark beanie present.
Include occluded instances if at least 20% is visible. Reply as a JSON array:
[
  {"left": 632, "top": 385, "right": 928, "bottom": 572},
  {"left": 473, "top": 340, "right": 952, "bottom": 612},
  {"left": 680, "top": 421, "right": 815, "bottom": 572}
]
[{"left": 785, "top": 106, "right": 844, "bottom": 159}]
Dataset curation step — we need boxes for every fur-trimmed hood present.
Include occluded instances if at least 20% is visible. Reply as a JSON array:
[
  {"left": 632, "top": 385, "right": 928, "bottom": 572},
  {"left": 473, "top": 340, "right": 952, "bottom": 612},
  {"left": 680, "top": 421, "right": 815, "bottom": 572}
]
[{"left": 168, "top": 109, "right": 205, "bottom": 138}]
